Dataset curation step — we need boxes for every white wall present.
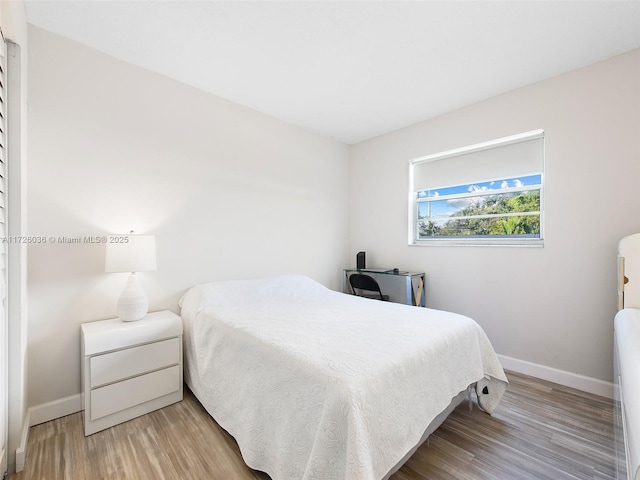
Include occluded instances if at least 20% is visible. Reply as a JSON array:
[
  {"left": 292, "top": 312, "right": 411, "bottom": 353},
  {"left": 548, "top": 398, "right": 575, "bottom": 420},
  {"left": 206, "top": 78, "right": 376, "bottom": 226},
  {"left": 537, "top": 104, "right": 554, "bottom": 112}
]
[
  {"left": 25, "top": 21, "right": 640, "bottom": 413},
  {"left": 349, "top": 49, "right": 640, "bottom": 385},
  {"left": 27, "top": 26, "right": 350, "bottom": 408}
]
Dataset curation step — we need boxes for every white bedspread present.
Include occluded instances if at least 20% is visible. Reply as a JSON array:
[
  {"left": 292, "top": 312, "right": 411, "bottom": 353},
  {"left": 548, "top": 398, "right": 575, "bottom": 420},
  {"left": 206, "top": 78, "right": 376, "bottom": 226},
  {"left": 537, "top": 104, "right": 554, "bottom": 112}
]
[{"left": 180, "top": 275, "right": 507, "bottom": 480}]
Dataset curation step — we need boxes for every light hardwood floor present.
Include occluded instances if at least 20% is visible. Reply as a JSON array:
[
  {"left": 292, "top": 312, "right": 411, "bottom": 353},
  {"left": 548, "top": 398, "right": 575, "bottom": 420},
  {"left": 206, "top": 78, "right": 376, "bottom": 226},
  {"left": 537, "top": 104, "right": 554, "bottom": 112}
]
[{"left": 10, "top": 371, "right": 615, "bottom": 480}]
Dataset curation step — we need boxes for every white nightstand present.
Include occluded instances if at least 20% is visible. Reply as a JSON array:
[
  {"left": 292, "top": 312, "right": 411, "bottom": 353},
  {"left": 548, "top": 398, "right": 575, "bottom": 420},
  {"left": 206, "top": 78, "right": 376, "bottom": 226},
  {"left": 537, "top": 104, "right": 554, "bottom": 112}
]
[{"left": 81, "top": 310, "right": 183, "bottom": 436}]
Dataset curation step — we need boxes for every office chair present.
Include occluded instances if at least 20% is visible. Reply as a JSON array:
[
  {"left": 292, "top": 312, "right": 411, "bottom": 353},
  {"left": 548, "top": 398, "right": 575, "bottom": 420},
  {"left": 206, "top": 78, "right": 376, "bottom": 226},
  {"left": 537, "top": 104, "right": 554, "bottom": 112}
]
[{"left": 349, "top": 274, "right": 389, "bottom": 301}]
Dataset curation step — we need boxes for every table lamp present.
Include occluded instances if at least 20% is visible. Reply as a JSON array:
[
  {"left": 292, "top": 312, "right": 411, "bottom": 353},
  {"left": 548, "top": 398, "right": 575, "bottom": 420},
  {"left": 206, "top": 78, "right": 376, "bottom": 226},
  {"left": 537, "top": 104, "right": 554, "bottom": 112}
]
[{"left": 105, "top": 232, "right": 156, "bottom": 321}]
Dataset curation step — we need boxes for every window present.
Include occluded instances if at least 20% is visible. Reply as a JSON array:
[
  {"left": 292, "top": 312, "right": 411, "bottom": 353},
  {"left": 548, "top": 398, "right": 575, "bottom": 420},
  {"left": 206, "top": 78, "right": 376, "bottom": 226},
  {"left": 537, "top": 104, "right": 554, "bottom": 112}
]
[{"left": 409, "top": 130, "right": 544, "bottom": 246}]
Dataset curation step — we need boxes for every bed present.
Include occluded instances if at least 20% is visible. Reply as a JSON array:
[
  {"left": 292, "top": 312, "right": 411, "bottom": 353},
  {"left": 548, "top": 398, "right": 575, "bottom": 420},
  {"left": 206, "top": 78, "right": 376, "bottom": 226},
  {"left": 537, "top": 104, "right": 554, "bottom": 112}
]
[{"left": 179, "top": 274, "right": 508, "bottom": 480}]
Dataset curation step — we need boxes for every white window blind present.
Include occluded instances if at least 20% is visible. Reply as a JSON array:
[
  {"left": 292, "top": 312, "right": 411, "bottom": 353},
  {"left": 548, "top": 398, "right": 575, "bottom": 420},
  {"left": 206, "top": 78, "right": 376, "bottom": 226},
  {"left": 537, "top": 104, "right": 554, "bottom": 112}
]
[{"left": 411, "top": 130, "right": 544, "bottom": 192}]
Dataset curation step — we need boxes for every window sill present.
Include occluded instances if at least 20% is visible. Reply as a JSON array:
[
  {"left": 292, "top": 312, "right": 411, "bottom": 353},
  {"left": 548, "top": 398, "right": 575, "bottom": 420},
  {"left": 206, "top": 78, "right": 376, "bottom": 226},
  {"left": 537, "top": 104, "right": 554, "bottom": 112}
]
[{"left": 410, "top": 239, "right": 544, "bottom": 248}]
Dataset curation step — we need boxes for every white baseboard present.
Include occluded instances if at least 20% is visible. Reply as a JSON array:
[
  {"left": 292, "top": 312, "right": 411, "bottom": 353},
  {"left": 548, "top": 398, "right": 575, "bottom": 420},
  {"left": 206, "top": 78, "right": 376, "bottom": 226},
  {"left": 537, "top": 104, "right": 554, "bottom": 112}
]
[
  {"left": 15, "top": 408, "right": 30, "bottom": 472},
  {"left": 29, "top": 393, "right": 82, "bottom": 427},
  {"left": 498, "top": 354, "right": 614, "bottom": 399},
  {"left": 12, "top": 395, "right": 82, "bottom": 473}
]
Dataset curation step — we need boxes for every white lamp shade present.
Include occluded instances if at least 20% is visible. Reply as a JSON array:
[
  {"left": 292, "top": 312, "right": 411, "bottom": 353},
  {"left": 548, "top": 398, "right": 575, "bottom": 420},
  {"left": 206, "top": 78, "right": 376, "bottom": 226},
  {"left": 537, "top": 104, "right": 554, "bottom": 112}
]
[{"left": 105, "top": 234, "right": 157, "bottom": 273}]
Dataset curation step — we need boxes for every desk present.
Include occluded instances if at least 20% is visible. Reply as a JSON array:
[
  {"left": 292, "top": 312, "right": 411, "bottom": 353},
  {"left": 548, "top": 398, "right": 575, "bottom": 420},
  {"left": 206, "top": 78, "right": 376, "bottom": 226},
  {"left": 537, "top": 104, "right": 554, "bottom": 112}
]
[{"left": 343, "top": 269, "right": 426, "bottom": 307}]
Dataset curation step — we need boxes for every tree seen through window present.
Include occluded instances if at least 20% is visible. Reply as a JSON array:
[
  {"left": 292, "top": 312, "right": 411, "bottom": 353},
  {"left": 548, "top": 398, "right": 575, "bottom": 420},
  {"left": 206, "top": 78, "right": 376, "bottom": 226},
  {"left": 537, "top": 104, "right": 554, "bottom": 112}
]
[{"left": 417, "top": 174, "right": 542, "bottom": 239}]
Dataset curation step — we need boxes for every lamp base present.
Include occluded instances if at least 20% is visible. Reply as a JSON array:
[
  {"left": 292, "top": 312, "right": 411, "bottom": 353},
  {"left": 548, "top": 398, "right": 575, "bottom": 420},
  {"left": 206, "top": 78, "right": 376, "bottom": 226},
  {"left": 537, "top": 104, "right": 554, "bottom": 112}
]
[{"left": 117, "top": 273, "right": 149, "bottom": 322}]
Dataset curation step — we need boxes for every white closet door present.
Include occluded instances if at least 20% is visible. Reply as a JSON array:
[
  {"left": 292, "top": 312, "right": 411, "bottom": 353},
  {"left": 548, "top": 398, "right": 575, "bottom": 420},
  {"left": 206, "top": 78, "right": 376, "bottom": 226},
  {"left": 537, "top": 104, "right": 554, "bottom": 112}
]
[{"left": 0, "top": 37, "right": 8, "bottom": 476}]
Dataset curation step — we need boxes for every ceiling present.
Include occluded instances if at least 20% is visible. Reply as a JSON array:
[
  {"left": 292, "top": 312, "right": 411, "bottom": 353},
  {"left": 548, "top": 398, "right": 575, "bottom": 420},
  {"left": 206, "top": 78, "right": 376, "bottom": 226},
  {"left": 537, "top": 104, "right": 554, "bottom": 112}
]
[{"left": 24, "top": 1, "right": 640, "bottom": 145}]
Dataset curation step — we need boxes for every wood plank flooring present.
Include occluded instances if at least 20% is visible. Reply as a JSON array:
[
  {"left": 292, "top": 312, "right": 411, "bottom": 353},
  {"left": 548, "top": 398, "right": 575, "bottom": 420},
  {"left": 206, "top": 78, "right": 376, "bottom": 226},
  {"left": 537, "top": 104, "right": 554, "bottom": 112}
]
[{"left": 9, "top": 371, "right": 615, "bottom": 480}]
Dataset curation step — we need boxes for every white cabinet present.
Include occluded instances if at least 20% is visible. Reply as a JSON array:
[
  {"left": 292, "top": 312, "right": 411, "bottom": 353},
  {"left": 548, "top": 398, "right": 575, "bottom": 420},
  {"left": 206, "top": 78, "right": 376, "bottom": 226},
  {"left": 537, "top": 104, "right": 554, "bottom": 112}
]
[{"left": 81, "top": 311, "right": 183, "bottom": 436}]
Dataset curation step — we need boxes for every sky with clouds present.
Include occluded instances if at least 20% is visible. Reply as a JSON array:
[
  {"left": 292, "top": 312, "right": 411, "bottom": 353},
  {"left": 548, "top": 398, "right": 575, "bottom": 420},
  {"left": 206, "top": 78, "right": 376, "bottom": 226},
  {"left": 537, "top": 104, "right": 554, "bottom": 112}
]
[{"left": 418, "top": 174, "right": 541, "bottom": 221}]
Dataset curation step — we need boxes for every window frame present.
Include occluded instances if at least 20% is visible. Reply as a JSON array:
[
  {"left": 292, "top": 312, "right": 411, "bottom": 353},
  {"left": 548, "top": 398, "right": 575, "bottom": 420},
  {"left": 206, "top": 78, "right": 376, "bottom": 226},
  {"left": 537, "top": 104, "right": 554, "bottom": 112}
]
[{"left": 408, "top": 130, "right": 545, "bottom": 247}]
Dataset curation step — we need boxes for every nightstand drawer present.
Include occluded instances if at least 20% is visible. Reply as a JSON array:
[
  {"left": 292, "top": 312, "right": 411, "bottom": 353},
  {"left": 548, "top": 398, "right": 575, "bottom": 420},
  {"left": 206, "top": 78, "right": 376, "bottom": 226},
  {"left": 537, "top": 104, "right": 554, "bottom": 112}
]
[
  {"left": 90, "top": 337, "right": 180, "bottom": 388},
  {"left": 91, "top": 365, "right": 180, "bottom": 420}
]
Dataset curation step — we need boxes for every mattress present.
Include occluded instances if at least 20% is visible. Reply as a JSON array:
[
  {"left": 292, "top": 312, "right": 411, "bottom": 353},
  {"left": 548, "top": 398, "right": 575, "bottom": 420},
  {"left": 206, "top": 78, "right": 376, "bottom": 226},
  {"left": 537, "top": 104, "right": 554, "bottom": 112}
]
[{"left": 180, "top": 275, "right": 507, "bottom": 480}]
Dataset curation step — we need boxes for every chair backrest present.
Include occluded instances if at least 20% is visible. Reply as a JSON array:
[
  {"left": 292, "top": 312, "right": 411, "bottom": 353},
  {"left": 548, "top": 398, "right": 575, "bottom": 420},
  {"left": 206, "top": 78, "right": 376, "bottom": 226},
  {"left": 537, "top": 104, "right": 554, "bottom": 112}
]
[{"left": 349, "top": 274, "right": 385, "bottom": 300}]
